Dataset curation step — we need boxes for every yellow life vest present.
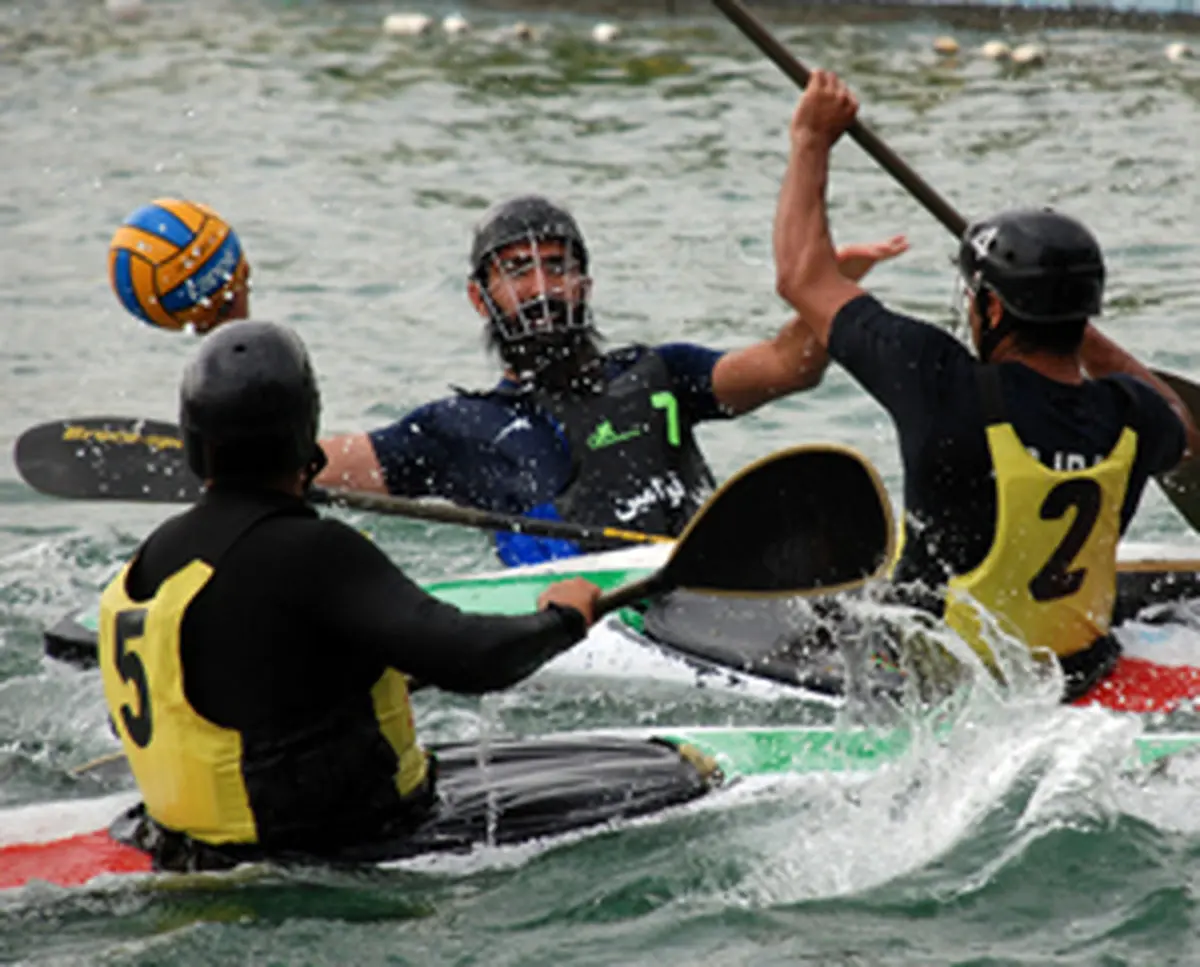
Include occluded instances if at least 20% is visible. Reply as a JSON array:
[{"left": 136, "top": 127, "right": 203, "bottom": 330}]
[
  {"left": 944, "top": 370, "right": 1137, "bottom": 665},
  {"left": 98, "top": 533, "right": 428, "bottom": 847}
]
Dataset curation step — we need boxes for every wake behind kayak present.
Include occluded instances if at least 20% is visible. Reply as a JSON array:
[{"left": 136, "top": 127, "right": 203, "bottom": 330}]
[
  {"left": 2, "top": 733, "right": 721, "bottom": 890},
  {"left": 9, "top": 719, "right": 1200, "bottom": 893}
]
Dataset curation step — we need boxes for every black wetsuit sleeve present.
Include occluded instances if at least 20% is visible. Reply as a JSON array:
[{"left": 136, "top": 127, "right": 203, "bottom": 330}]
[
  {"left": 828, "top": 293, "right": 976, "bottom": 422},
  {"left": 308, "top": 519, "right": 588, "bottom": 693}
]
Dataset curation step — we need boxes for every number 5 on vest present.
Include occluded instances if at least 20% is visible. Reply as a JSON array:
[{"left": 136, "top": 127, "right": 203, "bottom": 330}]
[{"left": 114, "top": 609, "right": 154, "bottom": 748}]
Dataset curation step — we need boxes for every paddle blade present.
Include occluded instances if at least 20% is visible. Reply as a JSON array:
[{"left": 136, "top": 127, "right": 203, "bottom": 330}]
[
  {"left": 665, "top": 443, "right": 895, "bottom": 596},
  {"left": 1152, "top": 369, "right": 1200, "bottom": 532},
  {"left": 14, "top": 417, "right": 202, "bottom": 503}
]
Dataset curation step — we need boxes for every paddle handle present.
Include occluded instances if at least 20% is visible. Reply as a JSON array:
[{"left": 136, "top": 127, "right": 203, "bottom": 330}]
[
  {"left": 310, "top": 486, "right": 673, "bottom": 547},
  {"left": 712, "top": 0, "right": 968, "bottom": 237},
  {"left": 595, "top": 572, "right": 672, "bottom": 619}
]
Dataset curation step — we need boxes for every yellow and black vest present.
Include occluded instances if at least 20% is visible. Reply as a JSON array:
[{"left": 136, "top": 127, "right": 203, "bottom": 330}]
[
  {"left": 98, "top": 501, "right": 428, "bottom": 848},
  {"left": 944, "top": 367, "right": 1138, "bottom": 668}
]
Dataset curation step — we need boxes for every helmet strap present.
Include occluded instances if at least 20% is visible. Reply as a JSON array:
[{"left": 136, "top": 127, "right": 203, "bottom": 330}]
[{"left": 976, "top": 288, "right": 1013, "bottom": 363}]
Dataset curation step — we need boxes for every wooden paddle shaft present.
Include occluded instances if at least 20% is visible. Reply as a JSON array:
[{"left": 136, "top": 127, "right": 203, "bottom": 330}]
[
  {"left": 312, "top": 486, "right": 672, "bottom": 547},
  {"left": 711, "top": 0, "right": 967, "bottom": 236}
]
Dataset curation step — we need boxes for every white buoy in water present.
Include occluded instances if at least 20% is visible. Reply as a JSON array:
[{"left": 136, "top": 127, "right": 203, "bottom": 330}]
[
  {"left": 1165, "top": 42, "right": 1193, "bottom": 62},
  {"left": 105, "top": 0, "right": 145, "bottom": 22},
  {"left": 382, "top": 13, "right": 433, "bottom": 36},
  {"left": 933, "top": 35, "right": 959, "bottom": 56},
  {"left": 1011, "top": 42, "right": 1047, "bottom": 67},
  {"left": 442, "top": 13, "right": 469, "bottom": 36},
  {"left": 980, "top": 40, "right": 1012, "bottom": 61},
  {"left": 592, "top": 22, "right": 620, "bottom": 43}
]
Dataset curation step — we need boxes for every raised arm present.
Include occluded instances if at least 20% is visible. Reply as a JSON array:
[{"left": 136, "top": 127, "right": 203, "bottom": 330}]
[
  {"left": 773, "top": 71, "right": 871, "bottom": 348},
  {"left": 712, "top": 235, "right": 908, "bottom": 414}
]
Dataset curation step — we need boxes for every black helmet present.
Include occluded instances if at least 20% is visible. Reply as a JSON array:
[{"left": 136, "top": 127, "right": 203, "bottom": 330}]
[
  {"left": 469, "top": 194, "right": 589, "bottom": 281},
  {"left": 180, "top": 320, "right": 322, "bottom": 480},
  {"left": 468, "top": 195, "right": 596, "bottom": 372},
  {"left": 958, "top": 208, "right": 1104, "bottom": 324}
]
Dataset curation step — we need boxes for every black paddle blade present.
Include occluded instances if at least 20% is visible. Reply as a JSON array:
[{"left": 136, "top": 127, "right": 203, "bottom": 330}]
[
  {"left": 14, "top": 417, "right": 202, "bottom": 503},
  {"left": 666, "top": 444, "right": 895, "bottom": 595},
  {"left": 1152, "top": 369, "right": 1200, "bottom": 532}
]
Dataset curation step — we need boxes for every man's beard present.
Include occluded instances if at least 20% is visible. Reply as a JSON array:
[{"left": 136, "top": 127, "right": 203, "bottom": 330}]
[{"left": 488, "top": 296, "right": 603, "bottom": 394}]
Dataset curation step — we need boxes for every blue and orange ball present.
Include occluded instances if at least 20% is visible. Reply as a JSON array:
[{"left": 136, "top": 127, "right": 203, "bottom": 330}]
[{"left": 109, "top": 199, "right": 250, "bottom": 332}]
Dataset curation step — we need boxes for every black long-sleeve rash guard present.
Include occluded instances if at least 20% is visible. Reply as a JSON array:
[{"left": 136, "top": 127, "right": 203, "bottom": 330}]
[{"left": 125, "top": 487, "right": 587, "bottom": 733}]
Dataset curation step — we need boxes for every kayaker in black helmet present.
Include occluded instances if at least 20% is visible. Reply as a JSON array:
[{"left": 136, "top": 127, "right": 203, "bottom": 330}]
[
  {"left": 96, "top": 320, "right": 634, "bottom": 868},
  {"left": 771, "top": 70, "right": 1200, "bottom": 701},
  {"left": 317, "top": 194, "right": 908, "bottom": 566}
]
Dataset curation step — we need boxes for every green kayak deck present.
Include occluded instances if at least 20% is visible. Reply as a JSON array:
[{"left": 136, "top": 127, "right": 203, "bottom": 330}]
[{"left": 661, "top": 725, "right": 1200, "bottom": 775}]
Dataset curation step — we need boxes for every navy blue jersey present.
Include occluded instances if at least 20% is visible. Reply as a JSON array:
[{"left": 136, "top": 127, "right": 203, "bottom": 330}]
[
  {"left": 368, "top": 343, "right": 731, "bottom": 565},
  {"left": 828, "top": 294, "right": 1185, "bottom": 586}
]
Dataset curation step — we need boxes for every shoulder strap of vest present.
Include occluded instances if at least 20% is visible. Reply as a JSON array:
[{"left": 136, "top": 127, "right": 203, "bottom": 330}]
[
  {"left": 606, "top": 343, "right": 650, "bottom": 369},
  {"left": 975, "top": 364, "right": 1007, "bottom": 426}
]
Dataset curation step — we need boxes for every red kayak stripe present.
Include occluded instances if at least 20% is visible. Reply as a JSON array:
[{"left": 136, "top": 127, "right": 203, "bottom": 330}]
[
  {"left": 0, "top": 830, "right": 151, "bottom": 890},
  {"left": 1075, "top": 655, "right": 1200, "bottom": 714}
]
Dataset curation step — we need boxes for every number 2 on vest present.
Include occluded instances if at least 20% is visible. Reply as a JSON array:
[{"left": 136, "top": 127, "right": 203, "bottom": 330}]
[
  {"left": 650, "top": 391, "right": 680, "bottom": 447},
  {"left": 114, "top": 609, "right": 153, "bottom": 748},
  {"left": 1028, "top": 479, "right": 1103, "bottom": 603}
]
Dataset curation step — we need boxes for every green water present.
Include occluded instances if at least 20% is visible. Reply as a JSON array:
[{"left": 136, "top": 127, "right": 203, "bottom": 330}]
[{"left": 5, "top": 0, "right": 1200, "bottom": 963}]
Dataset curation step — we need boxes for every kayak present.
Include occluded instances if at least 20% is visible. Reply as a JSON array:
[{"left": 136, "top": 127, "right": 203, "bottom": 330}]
[
  {"left": 42, "top": 541, "right": 1200, "bottom": 712},
  {"left": 5, "top": 719, "right": 1199, "bottom": 893}
]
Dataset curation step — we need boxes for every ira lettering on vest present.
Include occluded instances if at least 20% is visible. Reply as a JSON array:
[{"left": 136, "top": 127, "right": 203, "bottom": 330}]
[{"left": 1024, "top": 447, "right": 1105, "bottom": 472}]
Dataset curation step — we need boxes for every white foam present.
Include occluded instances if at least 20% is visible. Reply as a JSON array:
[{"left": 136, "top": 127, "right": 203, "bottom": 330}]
[
  {"left": 703, "top": 666, "right": 1142, "bottom": 906},
  {"left": 1114, "top": 620, "right": 1200, "bottom": 667}
]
